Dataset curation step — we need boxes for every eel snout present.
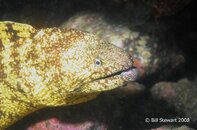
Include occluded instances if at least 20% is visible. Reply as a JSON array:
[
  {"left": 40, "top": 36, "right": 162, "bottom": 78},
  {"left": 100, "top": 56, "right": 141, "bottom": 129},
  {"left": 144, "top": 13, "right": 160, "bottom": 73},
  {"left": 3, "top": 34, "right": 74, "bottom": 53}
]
[{"left": 120, "top": 67, "right": 139, "bottom": 81}]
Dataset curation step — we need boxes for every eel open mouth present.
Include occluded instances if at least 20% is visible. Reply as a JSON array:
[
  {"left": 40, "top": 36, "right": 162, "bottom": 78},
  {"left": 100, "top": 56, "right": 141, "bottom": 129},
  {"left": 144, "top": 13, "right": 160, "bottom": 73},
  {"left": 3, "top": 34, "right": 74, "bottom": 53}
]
[
  {"left": 96, "top": 67, "right": 139, "bottom": 82},
  {"left": 73, "top": 67, "right": 139, "bottom": 93},
  {"left": 120, "top": 67, "right": 139, "bottom": 81}
]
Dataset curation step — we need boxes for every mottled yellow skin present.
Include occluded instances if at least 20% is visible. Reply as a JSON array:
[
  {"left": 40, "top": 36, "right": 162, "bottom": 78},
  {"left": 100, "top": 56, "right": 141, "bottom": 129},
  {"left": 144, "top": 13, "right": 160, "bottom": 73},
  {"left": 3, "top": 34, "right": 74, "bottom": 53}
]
[{"left": 0, "top": 21, "right": 133, "bottom": 129}]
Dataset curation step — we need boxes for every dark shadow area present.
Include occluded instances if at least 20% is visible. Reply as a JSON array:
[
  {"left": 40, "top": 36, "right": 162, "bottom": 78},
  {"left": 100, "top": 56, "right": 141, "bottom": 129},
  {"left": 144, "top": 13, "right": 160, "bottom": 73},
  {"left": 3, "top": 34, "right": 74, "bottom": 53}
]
[{"left": 0, "top": 0, "right": 196, "bottom": 130}]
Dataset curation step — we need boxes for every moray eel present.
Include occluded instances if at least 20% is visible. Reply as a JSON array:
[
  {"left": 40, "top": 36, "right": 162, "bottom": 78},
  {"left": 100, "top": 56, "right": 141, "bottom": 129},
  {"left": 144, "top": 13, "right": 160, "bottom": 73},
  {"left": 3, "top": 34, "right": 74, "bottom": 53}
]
[{"left": 0, "top": 21, "right": 135, "bottom": 129}]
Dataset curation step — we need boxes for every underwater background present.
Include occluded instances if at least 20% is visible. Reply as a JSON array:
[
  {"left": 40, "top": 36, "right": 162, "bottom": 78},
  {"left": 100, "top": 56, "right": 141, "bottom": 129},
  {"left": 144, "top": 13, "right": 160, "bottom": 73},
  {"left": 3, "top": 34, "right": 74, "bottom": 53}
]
[{"left": 0, "top": 0, "right": 197, "bottom": 130}]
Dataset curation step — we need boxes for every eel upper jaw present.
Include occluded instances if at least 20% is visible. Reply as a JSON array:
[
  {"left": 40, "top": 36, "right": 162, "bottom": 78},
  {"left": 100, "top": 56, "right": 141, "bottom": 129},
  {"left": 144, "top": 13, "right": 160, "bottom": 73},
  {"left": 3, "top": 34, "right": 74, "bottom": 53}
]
[
  {"left": 70, "top": 67, "right": 137, "bottom": 93},
  {"left": 94, "top": 67, "right": 137, "bottom": 82}
]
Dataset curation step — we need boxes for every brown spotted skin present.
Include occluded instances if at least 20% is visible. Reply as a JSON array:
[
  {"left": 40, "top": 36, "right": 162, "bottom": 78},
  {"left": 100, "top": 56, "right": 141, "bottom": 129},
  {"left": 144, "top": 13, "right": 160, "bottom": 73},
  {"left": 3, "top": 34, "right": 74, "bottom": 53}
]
[{"left": 0, "top": 21, "right": 133, "bottom": 129}]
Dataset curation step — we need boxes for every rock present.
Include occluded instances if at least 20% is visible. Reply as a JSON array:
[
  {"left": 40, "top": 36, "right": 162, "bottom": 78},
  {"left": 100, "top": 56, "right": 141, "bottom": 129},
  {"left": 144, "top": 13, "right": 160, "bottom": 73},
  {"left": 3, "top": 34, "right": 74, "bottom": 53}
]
[
  {"left": 151, "top": 78, "right": 197, "bottom": 123},
  {"left": 117, "top": 82, "right": 145, "bottom": 96},
  {"left": 111, "top": 0, "right": 191, "bottom": 18},
  {"left": 151, "top": 125, "right": 195, "bottom": 130},
  {"left": 27, "top": 118, "right": 107, "bottom": 130},
  {"left": 145, "top": 0, "right": 192, "bottom": 18}
]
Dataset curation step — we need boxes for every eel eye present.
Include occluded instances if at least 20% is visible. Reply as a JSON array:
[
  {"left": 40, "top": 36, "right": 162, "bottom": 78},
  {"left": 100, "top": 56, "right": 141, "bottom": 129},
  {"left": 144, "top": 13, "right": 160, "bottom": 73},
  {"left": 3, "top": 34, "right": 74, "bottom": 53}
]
[{"left": 95, "top": 59, "right": 101, "bottom": 66}]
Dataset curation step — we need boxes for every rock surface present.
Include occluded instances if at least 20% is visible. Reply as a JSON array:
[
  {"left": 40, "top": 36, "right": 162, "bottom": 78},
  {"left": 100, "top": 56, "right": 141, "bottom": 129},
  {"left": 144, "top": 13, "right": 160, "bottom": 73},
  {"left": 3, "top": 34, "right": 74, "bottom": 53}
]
[
  {"left": 151, "top": 78, "right": 197, "bottom": 123},
  {"left": 151, "top": 125, "right": 195, "bottom": 130}
]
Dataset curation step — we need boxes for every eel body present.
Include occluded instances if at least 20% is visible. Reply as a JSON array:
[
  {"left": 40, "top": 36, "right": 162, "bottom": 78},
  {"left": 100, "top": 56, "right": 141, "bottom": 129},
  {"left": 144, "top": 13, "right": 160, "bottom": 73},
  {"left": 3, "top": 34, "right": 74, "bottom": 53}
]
[{"left": 0, "top": 21, "right": 134, "bottom": 129}]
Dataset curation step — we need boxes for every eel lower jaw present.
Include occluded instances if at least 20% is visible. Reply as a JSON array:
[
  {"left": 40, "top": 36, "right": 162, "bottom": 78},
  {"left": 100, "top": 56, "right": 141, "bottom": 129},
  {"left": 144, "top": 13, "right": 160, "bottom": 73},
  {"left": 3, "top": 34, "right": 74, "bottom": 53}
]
[
  {"left": 120, "top": 67, "right": 139, "bottom": 81},
  {"left": 72, "top": 67, "right": 139, "bottom": 93},
  {"left": 87, "top": 67, "right": 139, "bottom": 92},
  {"left": 96, "top": 67, "right": 139, "bottom": 82}
]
